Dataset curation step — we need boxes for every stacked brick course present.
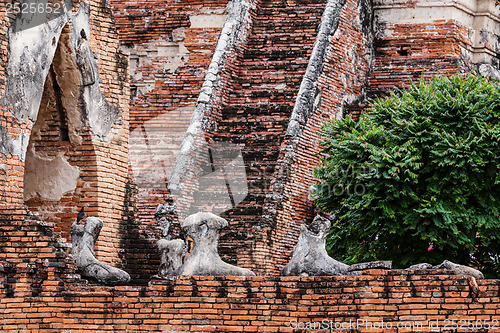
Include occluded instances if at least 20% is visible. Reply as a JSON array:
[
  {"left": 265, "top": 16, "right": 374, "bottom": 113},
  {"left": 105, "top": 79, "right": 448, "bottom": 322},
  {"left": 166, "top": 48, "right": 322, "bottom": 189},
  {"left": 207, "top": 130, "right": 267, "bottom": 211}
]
[
  {"left": 203, "top": 0, "right": 329, "bottom": 275},
  {"left": 108, "top": 0, "right": 230, "bottom": 283},
  {"left": 1, "top": 271, "right": 500, "bottom": 332},
  {"left": 267, "top": 0, "right": 374, "bottom": 275},
  {"left": 368, "top": 20, "right": 468, "bottom": 97}
]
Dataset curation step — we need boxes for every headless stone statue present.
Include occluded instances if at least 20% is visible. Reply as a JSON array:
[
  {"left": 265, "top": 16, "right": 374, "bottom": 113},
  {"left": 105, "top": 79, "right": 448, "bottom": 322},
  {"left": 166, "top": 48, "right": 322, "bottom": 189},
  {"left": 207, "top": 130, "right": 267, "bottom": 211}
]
[
  {"left": 156, "top": 238, "right": 186, "bottom": 277},
  {"left": 70, "top": 217, "right": 130, "bottom": 285},
  {"left": 154, "top": 203, "right": 187, "bottom": 278},
  {"left": 408, "top": 260, "right": 484, "bottom": 280},
  {"left": 178, "top": 212, "right": 255, "bottom": 276},
  {"left": 281, "top": 215, "right": 351, "bottom": 276}
]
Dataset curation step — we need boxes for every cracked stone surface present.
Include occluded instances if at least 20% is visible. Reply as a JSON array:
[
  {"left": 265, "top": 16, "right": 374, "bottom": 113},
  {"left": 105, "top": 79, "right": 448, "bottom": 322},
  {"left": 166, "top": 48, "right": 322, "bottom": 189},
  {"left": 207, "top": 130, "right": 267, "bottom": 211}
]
[
  {"left": 70, "top": 217, "right": 130, "bottom": 285},
  {"left": 155, "top": 239, "right": 186, "bottom": 278},
  {"left": 349, "top": 261, "right": 392, "bottom": 271},
  {"left": 178, "top": 212, "right": 255, "bottom": 276},
  {"left": 281, "top": 215, "right": 351, "bottom": 276},
  {"left": 408, "top": 260, "right": 484, "bottom": 280}
]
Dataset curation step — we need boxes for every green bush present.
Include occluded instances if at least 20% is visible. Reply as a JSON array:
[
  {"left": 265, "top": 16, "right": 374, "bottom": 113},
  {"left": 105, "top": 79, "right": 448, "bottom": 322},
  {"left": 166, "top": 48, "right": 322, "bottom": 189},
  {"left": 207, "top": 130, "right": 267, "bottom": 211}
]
[{"left": 313, "top": 73, "right": 500, "bottom": 276}]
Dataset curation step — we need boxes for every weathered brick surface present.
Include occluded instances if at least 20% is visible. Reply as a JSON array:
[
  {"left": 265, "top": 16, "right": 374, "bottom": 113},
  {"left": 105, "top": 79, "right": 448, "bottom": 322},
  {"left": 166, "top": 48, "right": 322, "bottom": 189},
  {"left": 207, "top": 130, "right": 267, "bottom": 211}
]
[
  {"left": 208, "top": 0, "right": 329, "bottom": 275},
  {"left": 267, "top": 0, "right": 374, "bottom": 275},
  {"left": 1, "top": 1, "right": 499, "bottom": 331},
  {"left": 0, "top": 0, "right": 129, "bottom": 267},
  {"left": 1, "top": 271, "right": 500, "bottom": 332},
  {"left": 266, "top": 0, "right": 500, "bottom": 275},
  {"left": 368, "top": 20, "right": 470, "bottom": 97},
  {"left": 108, "top": 0, "right": 230, "bottom": 283}
]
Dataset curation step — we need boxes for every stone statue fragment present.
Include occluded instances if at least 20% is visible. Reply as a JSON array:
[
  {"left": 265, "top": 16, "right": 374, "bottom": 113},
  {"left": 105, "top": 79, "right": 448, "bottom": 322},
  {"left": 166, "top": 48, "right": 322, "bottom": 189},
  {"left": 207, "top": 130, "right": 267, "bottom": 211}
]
[
  {"left": 408, "top": 260, "right": 484, "bottom": 280},
  {"left": 156, "top": 239, "right": 186, "bottom": 278},
  {"left": 178, "top": 212, "right": 255, "bottom": 276},
  {"left": 281, "top": 215, "right": 351, "bottom": 276},
  {"left": 70, "top": 217, "right": 130, "bottom": 285}
]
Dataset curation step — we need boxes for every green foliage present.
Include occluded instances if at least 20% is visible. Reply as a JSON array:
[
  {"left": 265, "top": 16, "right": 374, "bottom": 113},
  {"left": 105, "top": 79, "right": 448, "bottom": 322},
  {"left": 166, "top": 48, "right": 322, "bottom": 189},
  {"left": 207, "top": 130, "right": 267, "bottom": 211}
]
[{"left": 313, "top": 73, "right": 500, "bottom": 276}]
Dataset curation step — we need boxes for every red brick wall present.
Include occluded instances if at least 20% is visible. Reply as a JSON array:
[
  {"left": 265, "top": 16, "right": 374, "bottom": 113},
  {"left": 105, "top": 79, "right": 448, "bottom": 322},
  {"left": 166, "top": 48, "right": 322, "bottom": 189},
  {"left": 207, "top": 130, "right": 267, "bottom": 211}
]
[
  {"left": 268, "top": 0, "right": 374, "bottom": 275},
  {"left": 0, "top": 0, "right": 129, "bottom": 267},
  {"left": 1, "top": 270, "right": 500, "bottom": 332},
  {"left": 205, "top": 0, "right": 329, "bottom": 275},
  {"left": 108, "top": 0, "right": 230, "bottom": 284},
  {"left": 0, "top": 3, "right": 25, "bottom": 209},
  {"left": 368, "top": 20, "right": 470, "bottom": 97}
]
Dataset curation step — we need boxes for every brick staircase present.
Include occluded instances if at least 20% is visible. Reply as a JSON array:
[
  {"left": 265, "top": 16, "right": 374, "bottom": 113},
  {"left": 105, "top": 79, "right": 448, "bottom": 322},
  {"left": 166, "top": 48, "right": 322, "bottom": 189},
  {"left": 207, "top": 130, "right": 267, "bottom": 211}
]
[{"left": 211, "top": 0, "right": 327, "bottom": 271}]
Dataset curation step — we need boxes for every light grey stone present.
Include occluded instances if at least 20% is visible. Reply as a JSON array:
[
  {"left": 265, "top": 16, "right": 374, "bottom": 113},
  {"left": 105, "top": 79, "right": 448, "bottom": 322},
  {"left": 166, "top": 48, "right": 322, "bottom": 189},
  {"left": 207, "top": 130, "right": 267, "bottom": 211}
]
[
  {"left": 435, "top": 260, "right": 484, "bottom": 280},
  {"left": 281, "top": 215, "right": 351, "bottom": 276},
  {"left": 70, "top": 217, "right": 130, "bottom": 285},
  {"left": 155, "top": 202, "right": 177, "bottom": 239},
  {"left": 406, "top": 261, "right": 484, "bottom": 279},
  {"left": 178, "top": 212, "right": 255, "bottom": 276},
  {"left": 479, "top": 63, "right": 500, "bottom": 80},
  {"left": 348, "top": 260, "right": 392, "bottom": 271},
  {"left": 153, "top": 202, "right": 187, "bottom": 278},
  {"left": 407, "top": 263, "right": 433, "bottom": 270}
]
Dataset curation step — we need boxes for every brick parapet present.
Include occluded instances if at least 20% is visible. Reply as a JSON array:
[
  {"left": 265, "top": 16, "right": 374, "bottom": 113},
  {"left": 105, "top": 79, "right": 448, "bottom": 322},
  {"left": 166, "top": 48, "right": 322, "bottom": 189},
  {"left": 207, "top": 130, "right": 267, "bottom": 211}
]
[{"left": 1, "top": 272, "right": 500, "bottom": 332}]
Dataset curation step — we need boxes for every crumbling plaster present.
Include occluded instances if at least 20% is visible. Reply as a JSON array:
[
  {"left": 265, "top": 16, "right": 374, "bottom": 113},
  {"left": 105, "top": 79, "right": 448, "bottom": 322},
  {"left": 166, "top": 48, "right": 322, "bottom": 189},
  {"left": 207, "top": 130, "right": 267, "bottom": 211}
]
[
  {"left": 122, "top": 8, "right": 228, "bottom": 99},
  {"left": 23, "top": 151, "right": 80, "bottom": 201},
  {"left": 374, "top": 0, "right": 500, "bottom": 66},
  {"left": 0, "top": 2, "right": 120, "bottom": 162}
]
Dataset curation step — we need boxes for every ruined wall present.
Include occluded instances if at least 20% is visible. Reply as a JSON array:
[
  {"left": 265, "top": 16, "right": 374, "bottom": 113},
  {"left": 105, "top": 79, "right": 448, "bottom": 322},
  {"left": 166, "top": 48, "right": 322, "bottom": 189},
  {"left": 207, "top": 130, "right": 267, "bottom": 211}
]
[
  {"left": 0, "top": 1, "right": 500, "bottom": 332},
  {"left": 368, "top": 0, "right": 500, "bottom": 96},
  {"left": 162, "top": 0, "right": 500, "bottom": 276},
  {"left": 108, "top": 0, "right": 230, "bottom": 283},
  {"left": 0, "top": 0, "right": 129, "bottom": 267},
  {"left": 266, "top": 0, "right": 500, "bottom": 274},
  {"left": 110, "top": 0, "right": 230, "bottom": 224},
  {"left": 265, "top": 0, "right": 375, "bottom": 275},
  {"left": 167, "top": 0, "right": 337, "bottom": 277},
  {"left": 1, "top": 270, "right": 500, "bottom": 332}
]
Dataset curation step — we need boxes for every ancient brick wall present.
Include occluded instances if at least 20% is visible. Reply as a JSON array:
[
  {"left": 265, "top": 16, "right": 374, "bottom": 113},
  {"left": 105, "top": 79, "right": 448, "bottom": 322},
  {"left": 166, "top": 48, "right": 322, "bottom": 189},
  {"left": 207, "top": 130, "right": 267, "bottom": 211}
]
[
  {"left": 266, "top": 0, "right": 375, "bottom": 275},
  {"left": 0, "top": 0, "right": 129, "bottom": 267},
  {"left": 368, "top": 0, "right": 500, "bottom": 96},
  {"left": 212, "top": 0, "right": 331, "bottom": 275},
  {"left": 0, "top": 2, "right": 28, "bottom": 209},
  {"left": 368, "top": 20, "right": 468, "bottom": 96},
  {"left": 1, "top": 270, "right": 500, "bottom": 332},
  {"left": 161, "top": 0, "right": 500, "bottom": 277},
  {"left": 265, "top": 0, "right": 500, "bottom": 275},
  {"left": 108, "top": 0, "right": 231, "bottom": 283},
  {"left": 168, "top": 0, "right": 333, "bottom": 276}
]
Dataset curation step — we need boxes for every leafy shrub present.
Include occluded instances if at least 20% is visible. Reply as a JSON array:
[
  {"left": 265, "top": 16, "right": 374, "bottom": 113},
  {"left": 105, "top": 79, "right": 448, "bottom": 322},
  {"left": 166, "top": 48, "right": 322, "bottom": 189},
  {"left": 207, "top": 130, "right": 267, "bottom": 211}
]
[{"left": 313, "top": 73, "right": 500, "bottom": 276}]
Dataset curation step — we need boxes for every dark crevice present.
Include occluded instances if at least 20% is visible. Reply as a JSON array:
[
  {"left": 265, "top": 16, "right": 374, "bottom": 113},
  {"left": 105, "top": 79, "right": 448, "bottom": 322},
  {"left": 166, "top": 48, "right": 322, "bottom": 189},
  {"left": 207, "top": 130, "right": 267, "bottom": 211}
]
[{"left": 49, "top": 66, "right": 70, "bottom": 142}]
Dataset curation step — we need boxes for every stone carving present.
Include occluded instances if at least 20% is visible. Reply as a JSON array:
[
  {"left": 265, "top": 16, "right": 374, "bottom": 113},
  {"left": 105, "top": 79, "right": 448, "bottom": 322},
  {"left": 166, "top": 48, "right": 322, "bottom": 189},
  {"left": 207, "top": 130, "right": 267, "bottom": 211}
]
[
  {"left": 408, "top": 260, "right": 484, "bottom": 280},
  {"left": 70, "top": 217, "right": 130, "bottom": 285},
  {"left": 349, "top": 261, "right": 392, "bottom": 272},
  {"left": 155, "top": 202, "right": 177, "bottom": 239},
  {"left": 154, "top": 202, "right": 187, "bottom": 278},
  {"left": 281, "top": 215, "right": 352, "bottom": 276},
  {"left": 156, "top": 239, "right": 186, "bottom": 278},
  {"left": 281, "top": 216, "right": 485, "bottom": 279},
  {"left": 178, "top": 212, "right": 255, "bottom": 276}
]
